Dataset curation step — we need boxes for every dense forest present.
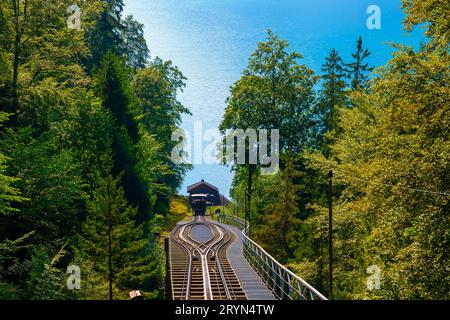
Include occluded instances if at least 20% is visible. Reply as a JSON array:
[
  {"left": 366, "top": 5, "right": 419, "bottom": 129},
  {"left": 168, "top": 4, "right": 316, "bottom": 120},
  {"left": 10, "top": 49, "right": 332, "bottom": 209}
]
[
  {"left": 0, "top": 0, "right": 190, "bottom": 299},
  {"left": 220, "top": 0, "right": 449, "bottom": 299},
  {"left": 0, "top": 0, "right": 448, "bottom": 301}
]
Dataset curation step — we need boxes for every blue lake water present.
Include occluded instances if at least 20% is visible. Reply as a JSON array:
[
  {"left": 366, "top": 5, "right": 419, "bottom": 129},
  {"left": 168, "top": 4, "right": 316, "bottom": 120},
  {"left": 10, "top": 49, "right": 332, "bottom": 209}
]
[{"left": 123, "top": 0, "right": 423, "bottom": 198}]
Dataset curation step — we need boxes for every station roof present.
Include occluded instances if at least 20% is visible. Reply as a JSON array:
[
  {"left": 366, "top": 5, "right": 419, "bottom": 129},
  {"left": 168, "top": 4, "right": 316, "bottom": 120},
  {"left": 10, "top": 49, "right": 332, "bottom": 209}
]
[{"left": 187, "top": 179, "right": 219, "bottom": 193}]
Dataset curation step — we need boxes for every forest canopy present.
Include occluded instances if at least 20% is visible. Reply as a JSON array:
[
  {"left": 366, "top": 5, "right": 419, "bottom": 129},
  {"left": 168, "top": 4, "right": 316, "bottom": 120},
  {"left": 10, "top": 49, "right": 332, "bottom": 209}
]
[
  {"left": 0, "top": 0, "right": 189, "bottom": 300},
  {"left": 0, "top": 0, "right": 448, "bottom": 301},
  {"left": 221, "top": 0, "right": 449, "bottom": 300}
]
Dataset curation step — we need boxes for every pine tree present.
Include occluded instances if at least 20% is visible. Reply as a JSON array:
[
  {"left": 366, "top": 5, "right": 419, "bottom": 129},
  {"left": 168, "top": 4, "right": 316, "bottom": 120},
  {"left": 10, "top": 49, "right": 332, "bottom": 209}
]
[
  {"left": 26, "top": 246, "right": 67, "bottom": 300},
  {"left": 77, "top": 175, "right": 159, "bottom": 300},
  {"left": 307, "top": 0, "right": 449, "bottom": 298},
  {"left": 95, "top": 52, "right": 137, "bottom": 140},
  {"left": 86, "top": 0, "right": 125, "bottom": 68},
  {"left": 0, "top": 154, "right": 24, "bottom": 215},
  {"left": 0, "top": 231, "right": 34, "bottom": 300},
  {"left": 345, "top": 36, "right": 374, "bottom": 90},
  {"left": 319, "top": 49, "right": 347, "bottom": 135},
  {"left": 94, "top": 52, "right": 150, "bottom": 220},
  {"left": 120, "top": 15, "right": 150, "bottom": 69},
  {"left": 0, "top": 112, "right": 27, "bottom": 215}
]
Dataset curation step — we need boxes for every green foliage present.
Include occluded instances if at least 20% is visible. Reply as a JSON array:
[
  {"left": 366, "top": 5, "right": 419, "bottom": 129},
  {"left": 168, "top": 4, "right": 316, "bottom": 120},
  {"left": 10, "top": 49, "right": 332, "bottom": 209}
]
[
  {"left": 226, "top": 1, "right": 448, "bottom": 300},
  {"left": 304, "top": 2, "right": 448, "bottom": 299},
  {"left": 318, "top": 49, "right": 347, "bottom": 141},
  {"left": 402, "top": 0, "right": 450, "bottom": 47},
  {"left": 94, "top": 52, "right": 150, "bottom": 220},
  {"left": 329, "top": 40, "right": 448, "bottom": 299},
  {"left": 345, "top": 36, "right": 374, "bottom": 91},
  {"left": 253, "top": 157, "right": 302, "bottom": 262},
  {"left": 52, "top": 90, "right": 113, "bottom": 183},
  {"left": 1, "top": 127, "right": 85, "bottom": 246},
  {"left": 0, "top": 113, "right": 27, "bottom": 214},
  {"left": 120, "top": 15, "right": 150, "bottom": 69},
  {"left": 86, "top": 0, "right": 125, "bottom": 68},
  {"left": 26, "top": 246, "right": 67, "bottom": 300},
  {"left": 132, "top": 59, "right": 191, "bottom": 210},
  {"left": 0, "top": 231, "right": 34, "bottom": 300},
  {"left": 0, "top": 0, "right": 102, "bottom": 120},
  {"left": 76, "top": 175, "right": 162, "bottom": 300},
  {"left": 221, "top": 30, "right": 317, "bottom": 155},
  {"left": 0, "top": 0, "right": 188, "bottom": 300},
  {"left": 85, "top": 1, "right": 152, "bottom": 70}
]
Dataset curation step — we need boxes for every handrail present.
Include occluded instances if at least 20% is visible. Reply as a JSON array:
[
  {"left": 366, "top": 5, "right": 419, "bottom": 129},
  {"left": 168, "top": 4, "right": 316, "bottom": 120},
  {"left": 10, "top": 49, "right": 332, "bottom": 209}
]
[{"left": 219, "top": 213, "right": 328, "bottom": 300}]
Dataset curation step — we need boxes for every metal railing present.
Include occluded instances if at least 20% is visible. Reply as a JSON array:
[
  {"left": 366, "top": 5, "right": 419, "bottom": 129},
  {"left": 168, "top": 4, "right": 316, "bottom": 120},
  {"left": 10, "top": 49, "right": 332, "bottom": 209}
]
[{"left": 219, "top": 214, "right": 328, "bottom": 300}]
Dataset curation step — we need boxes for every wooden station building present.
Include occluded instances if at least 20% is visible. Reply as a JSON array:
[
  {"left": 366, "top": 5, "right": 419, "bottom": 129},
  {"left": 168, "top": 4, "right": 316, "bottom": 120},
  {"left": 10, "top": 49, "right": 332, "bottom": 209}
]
[{"left": 187, "top": 179, "right": 230, "bottom": 215}]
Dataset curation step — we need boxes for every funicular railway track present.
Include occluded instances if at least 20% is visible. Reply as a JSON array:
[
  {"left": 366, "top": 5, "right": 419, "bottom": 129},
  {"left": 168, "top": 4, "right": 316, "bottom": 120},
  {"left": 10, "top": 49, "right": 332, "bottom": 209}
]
[{"left": 169, "top": 216, "right": 247, "bottom": 300}]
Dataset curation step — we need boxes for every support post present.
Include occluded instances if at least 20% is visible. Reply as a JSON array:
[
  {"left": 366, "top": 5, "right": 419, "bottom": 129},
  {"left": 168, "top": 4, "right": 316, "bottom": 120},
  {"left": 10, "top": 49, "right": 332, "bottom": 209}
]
[
  {"left": 245, "top": 190, "right": 251, "bottom": 235},
  {"left": 244, "top": 192, "right": 248, "bottom": 230},
  {"left": 327, "top": 170, "right": 333, "bottom": 300},
  {"left": 108, "top": 214, "right": 113, "bottom": 300},
  {"left": 107, "top": 182, "right": 113, "bottom": 301},
  {"left": 164, "top": 237, "right": 172, "bottom": 300}
]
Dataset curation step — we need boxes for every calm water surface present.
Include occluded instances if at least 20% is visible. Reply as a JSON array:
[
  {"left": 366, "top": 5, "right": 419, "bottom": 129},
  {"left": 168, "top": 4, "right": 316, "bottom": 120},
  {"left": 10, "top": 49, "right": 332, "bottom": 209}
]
[{"left": 124, "top": 0, "right": 423, "bottom": 197}]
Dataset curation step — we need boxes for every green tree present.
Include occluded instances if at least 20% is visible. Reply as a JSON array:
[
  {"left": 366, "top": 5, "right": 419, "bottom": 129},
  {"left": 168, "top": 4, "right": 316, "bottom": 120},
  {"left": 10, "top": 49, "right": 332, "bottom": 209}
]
[
  {"left": 25, "top": 245, "right": 67, "bottom": 300},
  {"left": 306, "top": 0, "right": 449, "bottom": 299},
  {"left": 52, "top": 90, "right": 113, "bottom": 184},
  {"left": 77, "top": 175, "right": 161, "bottom": 300},
  {"left": 120, "top": 15, "right": 150, "bottom": 69},
  {"left": 132, "top": 59, "right": 191, "bottom": 212},
  {"left": 86, "top": 0, "right": 125, "bottom": 68},
  {"left": 222, "top": 30, "right": 317, "bottom": 154},
  {"left": 318, "top": 49, "right": 347, "bottom": 138},
  {"left": 221, "top": 30, "right": 317, "bottom": 230},
  {"left": 0, "top": 113, "right": 26, "bottom": 214},
  {"left": 94, "top": 52, "right": 150, "bottom": 220},
  {"left": 345, "top": 36, "right": 374, "bottom": 91},
  {"left": 1, "top": 127, "right": 85, "bottom": 246},
  {"left": 0, "top": 231, "right": 34, "bottom": 300},
  {"left": 0, "top": 0, "right": 102, "bottom": 125}
]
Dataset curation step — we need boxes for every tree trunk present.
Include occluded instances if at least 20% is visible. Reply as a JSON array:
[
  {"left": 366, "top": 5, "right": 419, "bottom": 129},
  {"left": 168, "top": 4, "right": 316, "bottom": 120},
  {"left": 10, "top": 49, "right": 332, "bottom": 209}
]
[
  {"left": 317, "top": 239, "right": 324, "bottom": 292},
  {"left": 10, "top": 0, "right": 23, "bottom": 125}
]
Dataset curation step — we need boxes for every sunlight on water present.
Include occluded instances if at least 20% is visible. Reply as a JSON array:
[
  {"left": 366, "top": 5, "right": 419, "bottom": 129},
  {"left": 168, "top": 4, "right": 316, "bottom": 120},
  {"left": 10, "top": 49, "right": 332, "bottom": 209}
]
[{"left": 124, "top": 0, "right": 423, "bottom": 198}]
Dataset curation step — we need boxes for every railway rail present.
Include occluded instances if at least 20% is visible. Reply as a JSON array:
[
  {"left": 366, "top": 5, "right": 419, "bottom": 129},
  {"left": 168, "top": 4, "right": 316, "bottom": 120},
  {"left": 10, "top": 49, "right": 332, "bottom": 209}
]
[{"left": 169, "top": 216, "right": 247, "bottom": 300}]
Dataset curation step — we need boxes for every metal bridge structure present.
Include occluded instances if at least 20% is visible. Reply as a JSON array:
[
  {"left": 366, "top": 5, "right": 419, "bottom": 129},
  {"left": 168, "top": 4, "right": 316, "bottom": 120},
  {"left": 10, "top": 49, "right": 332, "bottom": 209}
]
[{"left": 167, "top": 214, "right": 327, "bottom": 300}]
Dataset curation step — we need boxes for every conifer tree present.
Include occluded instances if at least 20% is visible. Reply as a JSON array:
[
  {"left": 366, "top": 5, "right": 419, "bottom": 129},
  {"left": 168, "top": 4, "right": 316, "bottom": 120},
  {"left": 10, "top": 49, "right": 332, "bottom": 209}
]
[
  {"left": 255, "top": 157, "right": 301, "bottom": 262},
  {"left": 345, "top": 36, "right": 374, "bottom": 90},
  {"left": 0, "top": 114, "right": 25, "bottom": 215},
  {"left": 120, "top": 15, "right": 150, "bottom": 69},
  {"left": 87, "top": 0, "right": 125, "bottom": 68},
  {"left": 77, "top": 175, "right": 158, "bottom": 300},
  {"left": 319, "top": 49, "right": 347, "bottom": 135},
  {"left": 94, "top": 52, "right": 150, "bottom": 220}
]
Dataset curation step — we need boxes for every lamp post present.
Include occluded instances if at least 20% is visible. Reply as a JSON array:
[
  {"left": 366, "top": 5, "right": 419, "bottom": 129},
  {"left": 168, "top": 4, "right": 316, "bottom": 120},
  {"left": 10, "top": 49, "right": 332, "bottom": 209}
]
[
  {"left": 245, "top": 190, "right": 251, "bottom": 234},
  {"left": 328, "top": 170, "right": 333, "bottom": 300}
]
